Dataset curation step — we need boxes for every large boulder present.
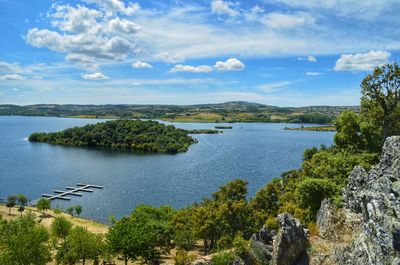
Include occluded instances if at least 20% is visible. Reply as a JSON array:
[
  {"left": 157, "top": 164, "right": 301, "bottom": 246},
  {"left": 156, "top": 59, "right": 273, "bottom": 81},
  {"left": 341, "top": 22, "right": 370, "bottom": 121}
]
[
  {"left": 249, "top": 226, "right": 275, "bottom": 264},
  {"left": 271, "top": 213, "right": 309, "bottom": 265}
]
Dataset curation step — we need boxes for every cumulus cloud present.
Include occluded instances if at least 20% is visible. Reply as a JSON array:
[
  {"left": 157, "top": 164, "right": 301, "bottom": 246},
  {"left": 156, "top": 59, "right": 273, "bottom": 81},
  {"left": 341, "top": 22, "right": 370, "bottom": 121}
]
[
  {"left": 50, "top": 5, "right": 101, "bottom": 34},
  {"left": 81, "top": 72, "right": 109, "bottom": 80},
  {"left": 298, "top": 56, "right": 317, "bottom": 62},
  {"left": 26, "top": 2, "right": 139, "bottom": 71},
  {"left": 306, "top": 72, "right": 323, "bottom": 76},
  {"left": 27, "top": 27, "right": 134, "bottom": 61},
  {"left": 108, "top": 18, "right": 140, "bottom": 34},
  {"left": 334, "top": 50, "right": 390, "bottom": 72},
  {"left": 132, "top": 61, "right": 153, "bottom": 69},
  {"left": 0, "top": 74, "right": 26, "bottom": 80},
  {"left": 214, "top": 58, "right": 245, "bottom": 71},
  {"left": 211, "top": 0, "right": 239, "bottom": 17},
  {"left": 170, "top": 64, "right": 213, "bottom": 73}
]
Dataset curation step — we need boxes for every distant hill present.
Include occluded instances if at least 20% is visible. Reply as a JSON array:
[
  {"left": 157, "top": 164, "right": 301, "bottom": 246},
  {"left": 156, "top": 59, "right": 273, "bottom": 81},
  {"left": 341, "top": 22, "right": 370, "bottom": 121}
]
[{"left": 0, "top": 102, "right": 359, "bottom": 124}]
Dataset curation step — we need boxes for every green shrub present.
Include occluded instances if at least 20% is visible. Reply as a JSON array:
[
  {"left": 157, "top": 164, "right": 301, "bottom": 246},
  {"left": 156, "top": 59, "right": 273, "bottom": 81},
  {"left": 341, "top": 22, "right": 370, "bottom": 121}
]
[
  {"left": 210, "top": 251, "right": 235, "bottom": 265},
  {"left": 296, "top": 178, "right": 337, "bottom": 220}
]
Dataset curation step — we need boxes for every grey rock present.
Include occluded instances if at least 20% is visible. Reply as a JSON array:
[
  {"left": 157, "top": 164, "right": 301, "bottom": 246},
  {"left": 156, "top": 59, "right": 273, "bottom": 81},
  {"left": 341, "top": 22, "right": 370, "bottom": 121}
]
[
  {"left": 316, "top": 199, "right": 342, "bottom": 240},
  {"left": 271, "top": 213, "right": 308, "bottom": 265},
  {"left": 333, "top": 136, "right": 400, "bottom": 264},
  {"left": 231, "top": 257, "right": 245, "bottom": 265},
  {"left": 249, "top": 226, "right": 274, "bottom": 264}
]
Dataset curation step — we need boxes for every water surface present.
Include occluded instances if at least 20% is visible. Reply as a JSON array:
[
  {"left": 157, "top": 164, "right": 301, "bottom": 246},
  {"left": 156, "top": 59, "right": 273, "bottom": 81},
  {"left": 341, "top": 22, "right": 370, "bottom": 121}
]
[{"left": 0, "top": 116, "right": 334, "bottom": 223}]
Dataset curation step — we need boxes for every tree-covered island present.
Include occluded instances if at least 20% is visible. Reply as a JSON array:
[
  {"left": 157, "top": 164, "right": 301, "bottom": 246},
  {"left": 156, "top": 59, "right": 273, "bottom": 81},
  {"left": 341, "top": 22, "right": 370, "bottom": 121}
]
[{"left": 28, "top": 120, "right": 217, "bottom": 154}]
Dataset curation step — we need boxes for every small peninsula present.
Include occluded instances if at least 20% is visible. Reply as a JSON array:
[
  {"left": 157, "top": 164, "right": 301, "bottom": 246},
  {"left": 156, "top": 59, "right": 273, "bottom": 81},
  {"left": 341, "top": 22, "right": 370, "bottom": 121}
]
[{"left": 28, "top": 120, "right": 199, "bottom": 153}]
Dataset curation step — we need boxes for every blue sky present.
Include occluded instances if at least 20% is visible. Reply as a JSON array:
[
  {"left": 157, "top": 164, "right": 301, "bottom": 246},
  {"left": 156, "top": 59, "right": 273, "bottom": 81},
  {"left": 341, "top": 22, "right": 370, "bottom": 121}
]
[{"left": 0, "top": 0, "right": 399, "bottom": 106}]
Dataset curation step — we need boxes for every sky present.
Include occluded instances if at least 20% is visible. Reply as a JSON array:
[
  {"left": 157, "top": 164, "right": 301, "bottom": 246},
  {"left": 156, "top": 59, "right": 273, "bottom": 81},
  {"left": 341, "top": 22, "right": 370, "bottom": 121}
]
[{"left": 0, "top": 0, "right": 399, "bottom": 106}]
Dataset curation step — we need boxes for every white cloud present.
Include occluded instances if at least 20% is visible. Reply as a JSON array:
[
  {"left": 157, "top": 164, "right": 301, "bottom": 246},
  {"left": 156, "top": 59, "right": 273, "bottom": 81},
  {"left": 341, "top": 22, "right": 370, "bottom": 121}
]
[
  {"left": 132, "top": 61, "right": 153, "bottom": 69},
  {"left": 306, "top": 72, "right": 323, "bottom": 76},
  {"left": 50, "top": 5, "right": 101, "bottom": 34},
  {"left": 211, "top": 0, "right": 239, "bottom": 17},
  {"left": 170, "top": 64, "right": 213, "bottom": 73},
  {"left": 24, "top": 0, "right": 400, "bottom": 69},
  {"left": 243, "top": 5, "right": 264, "bottom": 21},
  {"left": 82, "top": 0, "right": 140, "bottom": 16},
  {"left": 153, "top": 52, "right": 185, "bottom": 63},
  {"left": 0, "top": 74, "right": 25, "bottom": 80},
  {"left": 260, "top": 12, "right": 315, "bottom": 29},
  {"left": 334, "top": 50, "right": 390, "bottom": 72},
  {"left": 27, "top": 27, "right": 134, "bottom": 61},
  {"left": 0, "top": 61, "right": 23, "bottom": 74},
  {"left": 274, "top": 0, "right": 395, "bottom": 20},
  {"left": 26, "top": 2, "right": 139, "bottom": 69},
  {"left": 257, "top": 81, "right": 292, "bottom": 93},
  {"left": 298, "top": 56, "right": 317, "bottom": 62},
  {"left": 108, "top": 18, "right": 140, "bottom": 34},
  {"left": 81, "top": 72, "right": 109, "bottom": 80},
  {"left": 214, "top": 58, "right": 245, "bottom": 71}
]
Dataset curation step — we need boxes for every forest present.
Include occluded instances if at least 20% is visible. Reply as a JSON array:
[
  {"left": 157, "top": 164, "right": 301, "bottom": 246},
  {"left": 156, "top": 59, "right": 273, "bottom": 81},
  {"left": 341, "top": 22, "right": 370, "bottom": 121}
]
[
  {"left": 28, "top": 120, "right": 197, "bottom": 154},
  {"left": 1, "top": 63, "right": 399, "bottom": 265}
]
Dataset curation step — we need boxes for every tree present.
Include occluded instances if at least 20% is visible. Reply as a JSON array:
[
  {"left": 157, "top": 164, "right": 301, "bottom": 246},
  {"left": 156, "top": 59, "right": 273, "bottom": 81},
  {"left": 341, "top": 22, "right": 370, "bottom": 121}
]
[
  {"left": 0, "top": 213, "right": 52, "bottom": 265},
  {"left": 251, "top": 178, "right": 282, "bottom": 227},
  {"left": 51, "top": 216, "right": 72, "bottom": 241},
  {"left": 75, "top": 205, "right": 82, "bottom": 217},
  {"left": 361, "top": 62, "right": 400, "bottom": 144},
  {"left": 213, "top": 179, "right": 248, "bottom": 201},
  {"left": 106, "top": 217, "right": 135, "bottom": 265},
  {"left": 17, "top": 194, "right": 28, "bottom": 217},
  {"left": 334, "top": 110, "right": 363, "bottom": 151},
  {"left": 106, "top": 205, "right": 174, "bottom": 265},
  {"left": 37, "top": 198, "right": 51, "bottom": 215},
  {"left": 67, "top": 206, "right": 75, "bottom": 217},
  {"left": 6, "top": 195, "right": 17, "bottom": 215},
  {"left": 303, "top": 146, "right": 318, "bottom": 161},
  {"left": 56, "top": 226, "right": 104, "bottom": 265}
]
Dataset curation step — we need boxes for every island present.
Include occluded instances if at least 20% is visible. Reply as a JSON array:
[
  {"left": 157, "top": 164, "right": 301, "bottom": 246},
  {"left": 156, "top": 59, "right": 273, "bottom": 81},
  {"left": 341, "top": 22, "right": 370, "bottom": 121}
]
[
  {"left": 28, "top": 120, "right": 200, "bottom": 154},
  {"left": 186, "top": 129, "right": 220, "bottom": 134},
  {"left": 215, "top": 126, "right": 233, "bottom": 129},
  {"left": 284, "top": 125, "right": 336, "bottom": 132}
]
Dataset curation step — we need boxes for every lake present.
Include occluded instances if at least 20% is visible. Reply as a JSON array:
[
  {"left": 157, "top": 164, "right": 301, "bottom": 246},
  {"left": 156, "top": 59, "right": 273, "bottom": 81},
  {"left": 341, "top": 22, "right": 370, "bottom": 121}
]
[{"left": 0, "top": 116, "right": 334, "bottom": 223}]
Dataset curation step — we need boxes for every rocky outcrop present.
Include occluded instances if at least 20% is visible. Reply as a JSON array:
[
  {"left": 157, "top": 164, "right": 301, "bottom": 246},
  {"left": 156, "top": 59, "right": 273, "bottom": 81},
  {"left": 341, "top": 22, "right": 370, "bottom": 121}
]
[
  {"left": 249, "top": 213, "right": 308, "bottom": 265},
  {"left": 271, "top": 214, "right": 309, "bottom": 265},
  {"left": 316, "top": 136, "right": 400, "bottom": 265}
]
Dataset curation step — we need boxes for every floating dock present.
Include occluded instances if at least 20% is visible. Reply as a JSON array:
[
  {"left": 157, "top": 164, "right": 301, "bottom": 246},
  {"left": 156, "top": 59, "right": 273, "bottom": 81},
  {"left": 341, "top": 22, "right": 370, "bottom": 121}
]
[{"left": 28, "top": 183, "right": 103, "bottom": 206}]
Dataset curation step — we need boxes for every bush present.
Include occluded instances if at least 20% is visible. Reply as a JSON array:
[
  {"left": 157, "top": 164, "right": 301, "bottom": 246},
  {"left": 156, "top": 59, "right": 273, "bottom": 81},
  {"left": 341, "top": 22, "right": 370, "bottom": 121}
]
[
  {"left": 210, "top": 251, "right": 235, "bottom": 265},
  {"left": 295, "top": 178, "right": 337, "bottom": 220},
  {"left": 173, "top": 249, "right": 196, "bottom": 265}
]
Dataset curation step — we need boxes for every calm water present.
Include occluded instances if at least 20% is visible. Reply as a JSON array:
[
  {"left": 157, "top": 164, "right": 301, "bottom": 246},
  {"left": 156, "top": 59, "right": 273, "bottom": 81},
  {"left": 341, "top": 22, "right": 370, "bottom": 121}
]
[{"left": 0, "top": 116, "right": 334, "bottom": 223}]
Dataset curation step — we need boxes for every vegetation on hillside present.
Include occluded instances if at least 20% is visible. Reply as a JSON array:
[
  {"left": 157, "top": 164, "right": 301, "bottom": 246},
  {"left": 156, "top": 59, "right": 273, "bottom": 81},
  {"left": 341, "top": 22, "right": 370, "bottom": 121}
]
[
  {"left": 28, "top": 120, "right": 197, "bottom": 154},
  {"left": 0, "top": 102, "right": 355, "bottom": 124}
]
